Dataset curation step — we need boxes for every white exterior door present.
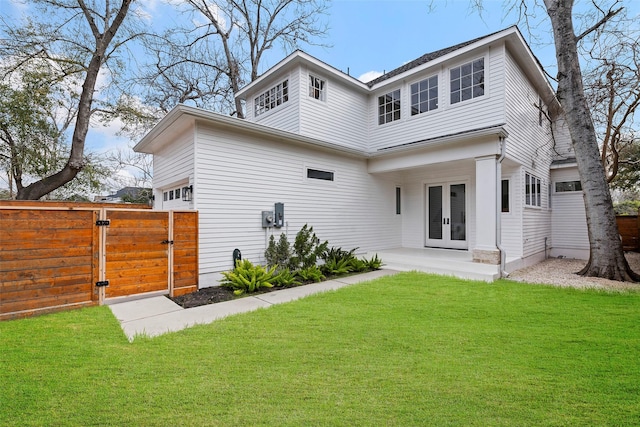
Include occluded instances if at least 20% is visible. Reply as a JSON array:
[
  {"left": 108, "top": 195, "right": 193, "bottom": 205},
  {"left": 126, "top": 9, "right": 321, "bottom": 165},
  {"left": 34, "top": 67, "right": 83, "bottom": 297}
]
[{"left": 425, "top": 182, "right": 467, "bottom": 249}]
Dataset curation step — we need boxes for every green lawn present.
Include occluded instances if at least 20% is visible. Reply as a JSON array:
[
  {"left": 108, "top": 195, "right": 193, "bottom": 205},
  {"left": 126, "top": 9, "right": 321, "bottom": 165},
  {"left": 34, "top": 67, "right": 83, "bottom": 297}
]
[{"left": 2, "top": 272, "right": 639, "bottom": 426}]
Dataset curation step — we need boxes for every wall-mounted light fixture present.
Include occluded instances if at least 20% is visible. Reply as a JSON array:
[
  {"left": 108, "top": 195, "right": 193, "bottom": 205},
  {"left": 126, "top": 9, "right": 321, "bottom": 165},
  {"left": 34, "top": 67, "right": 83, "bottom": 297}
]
[{"left": 182, "top": 185, "right": 193, "bottom": 202}]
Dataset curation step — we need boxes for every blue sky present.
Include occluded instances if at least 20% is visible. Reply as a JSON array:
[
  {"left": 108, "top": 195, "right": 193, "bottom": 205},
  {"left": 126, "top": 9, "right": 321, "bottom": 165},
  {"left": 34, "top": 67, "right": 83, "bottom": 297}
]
[{"left": 3, "top": 0, "right": 639, "bottom": 158}]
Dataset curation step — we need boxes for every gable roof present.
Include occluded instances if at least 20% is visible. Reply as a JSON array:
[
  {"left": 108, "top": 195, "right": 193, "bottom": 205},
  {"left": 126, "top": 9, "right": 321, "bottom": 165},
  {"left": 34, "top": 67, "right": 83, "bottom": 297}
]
[{"left": 236, "top": 26, "right": 557, "bottom": 109}]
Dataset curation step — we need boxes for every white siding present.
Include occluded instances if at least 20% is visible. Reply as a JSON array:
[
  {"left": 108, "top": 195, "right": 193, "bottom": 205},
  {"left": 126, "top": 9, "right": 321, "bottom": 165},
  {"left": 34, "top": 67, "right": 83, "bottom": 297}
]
[
  {"left": 504, "top": 49, "right": 554, "bottom": 259},
  {"left": 298, "top": 65, "right": 369, "bottom": 150},
  {"left": 500, "top": 164, "right": 523, "bottom": 259},
  {"left": 367, "top": 45, "right": 507, "bottom": 152},
  {"left": 152, "top": 125, "right": 195, "bottom": 209},
  {"left": 244, "top": 70, "right": 300, "bottom": 133},
  {"left": 193, "top": 123, "right": 401, "bottom": 284},
  {"left": 550, "top": 167, "right": 589, "bottom": 258}
]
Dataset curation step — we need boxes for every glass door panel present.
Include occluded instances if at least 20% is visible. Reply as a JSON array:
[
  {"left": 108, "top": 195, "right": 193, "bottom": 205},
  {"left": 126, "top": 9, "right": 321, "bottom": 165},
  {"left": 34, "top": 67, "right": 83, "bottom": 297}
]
[
  {"left": 450, "top": 184, "right": 466, "bottom": 241},
  {"left": 428, "top": 186, "right": 442, "bottom": 240}
]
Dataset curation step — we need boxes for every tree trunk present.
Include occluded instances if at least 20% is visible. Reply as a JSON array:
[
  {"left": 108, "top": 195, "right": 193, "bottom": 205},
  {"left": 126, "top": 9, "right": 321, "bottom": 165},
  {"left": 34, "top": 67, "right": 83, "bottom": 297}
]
[{"left": 544, "top": 0, "right": 639, "bottom": 281}]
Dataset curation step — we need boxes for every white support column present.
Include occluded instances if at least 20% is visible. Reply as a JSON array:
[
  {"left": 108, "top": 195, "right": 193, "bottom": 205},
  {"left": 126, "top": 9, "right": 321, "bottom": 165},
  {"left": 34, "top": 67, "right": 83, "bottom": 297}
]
[{"left": 474, "top": 155, "right": 500, "bottom": 264}]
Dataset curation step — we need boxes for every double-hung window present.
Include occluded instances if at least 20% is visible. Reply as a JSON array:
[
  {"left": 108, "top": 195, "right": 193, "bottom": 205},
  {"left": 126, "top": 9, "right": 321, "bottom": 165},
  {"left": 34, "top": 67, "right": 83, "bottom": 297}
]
[
  {"left": 378, "top": 89, "right": 401, "bottom": 125},
  {"left": 525, "top": 173, "right": 542, "bottom": 207},
  {"left": 450, "top": 58, "right": 484, "bottom": 104},
  {"left": 410, "top": 76, "right": 438, "bottom": 116},
  {"left": 255, "top": 80, "right": 289, "bottom": 116}
]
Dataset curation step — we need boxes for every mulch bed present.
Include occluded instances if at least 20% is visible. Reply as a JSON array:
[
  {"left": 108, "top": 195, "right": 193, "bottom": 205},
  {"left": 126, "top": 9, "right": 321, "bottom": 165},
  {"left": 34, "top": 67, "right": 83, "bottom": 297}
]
[
  {"left": 169, "top": 283, "right": 312, "bottom": 309},
  {"left": 168, "top": 271, "right": 376, "bottom": 309}
]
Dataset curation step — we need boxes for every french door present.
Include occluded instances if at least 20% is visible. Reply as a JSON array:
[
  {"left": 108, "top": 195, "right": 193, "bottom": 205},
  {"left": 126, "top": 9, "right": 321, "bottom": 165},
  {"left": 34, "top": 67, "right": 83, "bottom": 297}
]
[{"left": 425, "top": 182, "right": 467, "bottom": 249}]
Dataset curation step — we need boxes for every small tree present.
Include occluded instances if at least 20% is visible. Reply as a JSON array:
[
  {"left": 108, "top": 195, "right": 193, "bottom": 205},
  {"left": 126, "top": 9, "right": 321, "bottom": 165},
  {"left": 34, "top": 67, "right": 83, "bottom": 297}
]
[
  {"left": 290, "top": 224, "right": 328, "bottom": 270},
  {"left": 265, "top": 233, "right": 292, "bottom": 269}
]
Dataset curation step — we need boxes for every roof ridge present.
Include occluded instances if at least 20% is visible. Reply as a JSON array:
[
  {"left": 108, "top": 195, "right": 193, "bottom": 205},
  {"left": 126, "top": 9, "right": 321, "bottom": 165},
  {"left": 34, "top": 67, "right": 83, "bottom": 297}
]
[{"left": 365, "top": 26, "right": 515, "bottom": 88}]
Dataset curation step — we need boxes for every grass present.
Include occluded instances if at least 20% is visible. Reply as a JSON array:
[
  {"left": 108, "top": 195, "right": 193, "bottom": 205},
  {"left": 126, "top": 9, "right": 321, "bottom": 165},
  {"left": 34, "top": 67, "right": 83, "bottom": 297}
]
[{"left": 1, "top": 272, "right": 639, "bottom": 426}]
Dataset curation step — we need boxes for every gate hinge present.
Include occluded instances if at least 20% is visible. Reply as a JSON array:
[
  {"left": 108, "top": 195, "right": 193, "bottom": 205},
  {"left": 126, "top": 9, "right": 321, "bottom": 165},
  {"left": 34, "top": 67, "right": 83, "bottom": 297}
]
[
  {"left": 95, "top": 280, "right": 109, "bottom": 287},
  {"left": 96, "top": 219, "right": 110, "bottom": 226}
]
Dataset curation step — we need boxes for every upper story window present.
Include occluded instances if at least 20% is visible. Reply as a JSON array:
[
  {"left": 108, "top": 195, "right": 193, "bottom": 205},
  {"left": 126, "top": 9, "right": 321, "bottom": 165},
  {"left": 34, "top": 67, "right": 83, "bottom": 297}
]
[
  {"left": 255, "top": 80, "right": 288, "bottom": 116},
  {"left": 450, "top": 58, "right": 484, "bottom": 104},
  {"left": 309, "top": 75, "right": 326, "bottom": 101},
  {"left": 378, "top": 89, "right": 401, "bottom": 125},
  {"left": 525, "top": 172, "right": 541, "bottom": 207},
  {"left": 411, "top": 76, "right": 438, "bottom": 116}
]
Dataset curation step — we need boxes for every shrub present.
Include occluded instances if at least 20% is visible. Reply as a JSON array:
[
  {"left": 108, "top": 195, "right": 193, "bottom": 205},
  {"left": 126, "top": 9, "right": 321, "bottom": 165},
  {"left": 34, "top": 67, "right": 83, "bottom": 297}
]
[
  {"left": 265, "top": 233, "right": 292, "bottom": 269},
  {"left": 271, "top": 268, "right": 300, "bottom": 288},
  {"left": 220, "top": 259, "right": 276, "bottom": 295},
  {"left": 322, "top": 246, "right": 357, "bottom": 263},
  {"left": 349, "top": 258, "right": 369, "bottom": 273},
  {"left": 290, "top": 224, "right": 328, "bottom": 270},
  {"left": 363, "top": 254, "right": 384, "bottom": 270},
  {"left": 322, "top": 257, "right": 352, "bottom": 275},
  {"left": 296, "top": 265, "right": 325, "bottom": 283}
]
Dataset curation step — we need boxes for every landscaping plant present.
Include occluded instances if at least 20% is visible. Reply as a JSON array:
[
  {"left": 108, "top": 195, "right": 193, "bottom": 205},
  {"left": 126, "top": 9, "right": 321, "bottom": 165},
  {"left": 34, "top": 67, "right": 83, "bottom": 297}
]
[
  {"left": 290, "top": 224, "right": 328, "bottom": 270},
  {"left": 220, "top": 259, "right": 276, "bottom": 295},
  {"left": 296, "top": 265, "right": 325, "bottom": 282},
  {"left": 264, "top": 232, "right": 292, "bottom": 270}
]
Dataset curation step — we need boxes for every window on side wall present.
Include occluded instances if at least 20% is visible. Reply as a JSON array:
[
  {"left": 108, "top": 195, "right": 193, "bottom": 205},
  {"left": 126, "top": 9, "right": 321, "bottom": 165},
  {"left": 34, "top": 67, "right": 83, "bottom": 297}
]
[
  {"left": 450, "top": 58, "right": 484, "bottom": 104},
  {"left": 307, "top": 168, "right": 334, "bottom": 181},
  {"left": 378, "top": 89, "right": 401, "bottom": 125},
  {"left": 395, "top": 187, "right": 402, "bottom": 215},
  {"left": 254, "top": 80, "right": 289, "bottom": 116},
  {"left": 555, "top": 181, "right": 582, "bottom": 192},
  {"left": 309, "top": 75, "right": 326, "bottom": 101},
  {"left": 501, "top": 179, "right": 510, "bottom": 212},
  {"left": 525, "top": 173, "right": 542, "bottom": 207},
  {"left": 411, "top": 75, "right": 438, "bottom": 116}
]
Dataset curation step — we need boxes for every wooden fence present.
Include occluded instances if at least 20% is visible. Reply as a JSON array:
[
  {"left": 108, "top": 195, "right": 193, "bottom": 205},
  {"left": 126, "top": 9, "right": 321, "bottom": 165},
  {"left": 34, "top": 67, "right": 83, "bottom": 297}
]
[
  {"left": 0, "top": 201, "right": 198, "bottom": 320},
  {"left": 616, "top": 215, "right": 640, "bottom": 252}
]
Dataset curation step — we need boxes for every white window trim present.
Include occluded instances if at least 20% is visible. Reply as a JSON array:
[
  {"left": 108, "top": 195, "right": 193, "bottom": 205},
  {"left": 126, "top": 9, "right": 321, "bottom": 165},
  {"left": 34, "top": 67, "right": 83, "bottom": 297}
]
[
  {"left": 377, "top": 88, "right": 402, "bottom": 126},
  {"left": 448, "top": 56, "right": 487, "bottom": 108},
  {"left": 525, "top": 172, "right": 542, "bottom": 208},
  {"left": 308, "top": 74, "right": 327, "bottom": 102},
  {"left": 409, "top": 74, "right": 439, "bottom": 117},
  {"left": 254, "top": 79, "right": 289, "bottom": 117}
]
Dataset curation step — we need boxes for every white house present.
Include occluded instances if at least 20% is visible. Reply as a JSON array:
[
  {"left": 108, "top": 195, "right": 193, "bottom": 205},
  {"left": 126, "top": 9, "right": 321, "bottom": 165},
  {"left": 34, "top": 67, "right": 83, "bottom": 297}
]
[{"left": 134, "top": 26, "right": 589, "bottom": 285}]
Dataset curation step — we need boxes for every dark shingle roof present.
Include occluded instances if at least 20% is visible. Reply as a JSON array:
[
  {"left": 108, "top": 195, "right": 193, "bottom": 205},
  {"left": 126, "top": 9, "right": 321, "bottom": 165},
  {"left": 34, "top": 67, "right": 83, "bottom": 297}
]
[{"left": 365, "top": 28, "right": 509, "bottom": 88}]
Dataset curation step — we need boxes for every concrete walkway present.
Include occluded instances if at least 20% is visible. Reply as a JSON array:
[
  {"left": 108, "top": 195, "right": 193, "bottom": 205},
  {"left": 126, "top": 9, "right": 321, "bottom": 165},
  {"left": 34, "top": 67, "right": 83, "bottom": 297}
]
[{"left": 108, "top": 269, "right": 397, "bottom": 341}]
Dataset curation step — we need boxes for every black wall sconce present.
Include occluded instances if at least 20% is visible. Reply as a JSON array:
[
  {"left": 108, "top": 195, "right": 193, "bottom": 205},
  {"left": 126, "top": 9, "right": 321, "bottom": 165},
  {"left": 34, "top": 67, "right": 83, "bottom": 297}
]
[{"left": 182, "top": 185, "right": 193, "bottom": 202}]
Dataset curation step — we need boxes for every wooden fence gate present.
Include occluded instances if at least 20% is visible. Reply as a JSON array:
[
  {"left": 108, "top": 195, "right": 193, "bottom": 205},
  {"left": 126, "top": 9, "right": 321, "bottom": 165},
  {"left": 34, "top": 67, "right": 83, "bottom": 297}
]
[{"left": 0, "top": 202, "right": 198, "bottom": 320}]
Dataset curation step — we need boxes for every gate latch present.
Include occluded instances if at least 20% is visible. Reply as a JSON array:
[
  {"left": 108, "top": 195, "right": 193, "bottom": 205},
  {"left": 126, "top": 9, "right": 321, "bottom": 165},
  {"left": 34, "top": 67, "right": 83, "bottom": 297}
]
[
  {"left": 161, "top": 240, "right": 174, "bottom": 245},
  {"left": 95, "top": 281, "right": 109, "bottom": 287},
  {"left": 96, "top": 220, "right": 110, "bottom": 226}
]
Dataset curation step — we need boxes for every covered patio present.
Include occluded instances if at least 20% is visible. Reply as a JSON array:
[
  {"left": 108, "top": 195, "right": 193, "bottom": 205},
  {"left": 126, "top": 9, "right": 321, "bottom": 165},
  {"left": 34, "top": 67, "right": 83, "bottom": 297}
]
[{"left": 369, "top": 247, "right": 502, "bottom": 282}]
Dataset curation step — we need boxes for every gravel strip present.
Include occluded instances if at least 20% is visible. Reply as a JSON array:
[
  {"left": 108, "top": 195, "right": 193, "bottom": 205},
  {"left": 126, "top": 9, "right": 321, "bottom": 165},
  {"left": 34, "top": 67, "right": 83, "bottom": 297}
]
[{"left": 507, "top": 252, "right": 640, "bottom": 291}]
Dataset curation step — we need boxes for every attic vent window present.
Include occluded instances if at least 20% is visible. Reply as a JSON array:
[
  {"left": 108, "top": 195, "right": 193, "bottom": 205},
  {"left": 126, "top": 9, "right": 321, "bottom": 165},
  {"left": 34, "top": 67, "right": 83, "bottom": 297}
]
[
  {"left": 307, "top": 168, "right": 334, "bottom": 181},
  {"left": 309, "top": 75, "right": 326, "bottom": 101},
  {"left": 255, "top": 80, "right": 289, "bottom": 116},
  {"left": 450, "top": 58, "right": 484, "bottom": 104}
]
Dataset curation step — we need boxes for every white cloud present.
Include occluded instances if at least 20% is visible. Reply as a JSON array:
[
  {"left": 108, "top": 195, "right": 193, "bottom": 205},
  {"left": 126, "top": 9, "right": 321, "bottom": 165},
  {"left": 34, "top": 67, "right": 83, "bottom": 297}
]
[{"left": 358, "top": 70, "right": 384, "bottom": 83}]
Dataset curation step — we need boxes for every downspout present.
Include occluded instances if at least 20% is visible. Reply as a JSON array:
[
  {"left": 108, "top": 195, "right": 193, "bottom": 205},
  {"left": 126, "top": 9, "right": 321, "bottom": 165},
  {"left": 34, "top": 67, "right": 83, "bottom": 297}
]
[{"left": 497, "top": 136, "right": 508, "bottom": 278}]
